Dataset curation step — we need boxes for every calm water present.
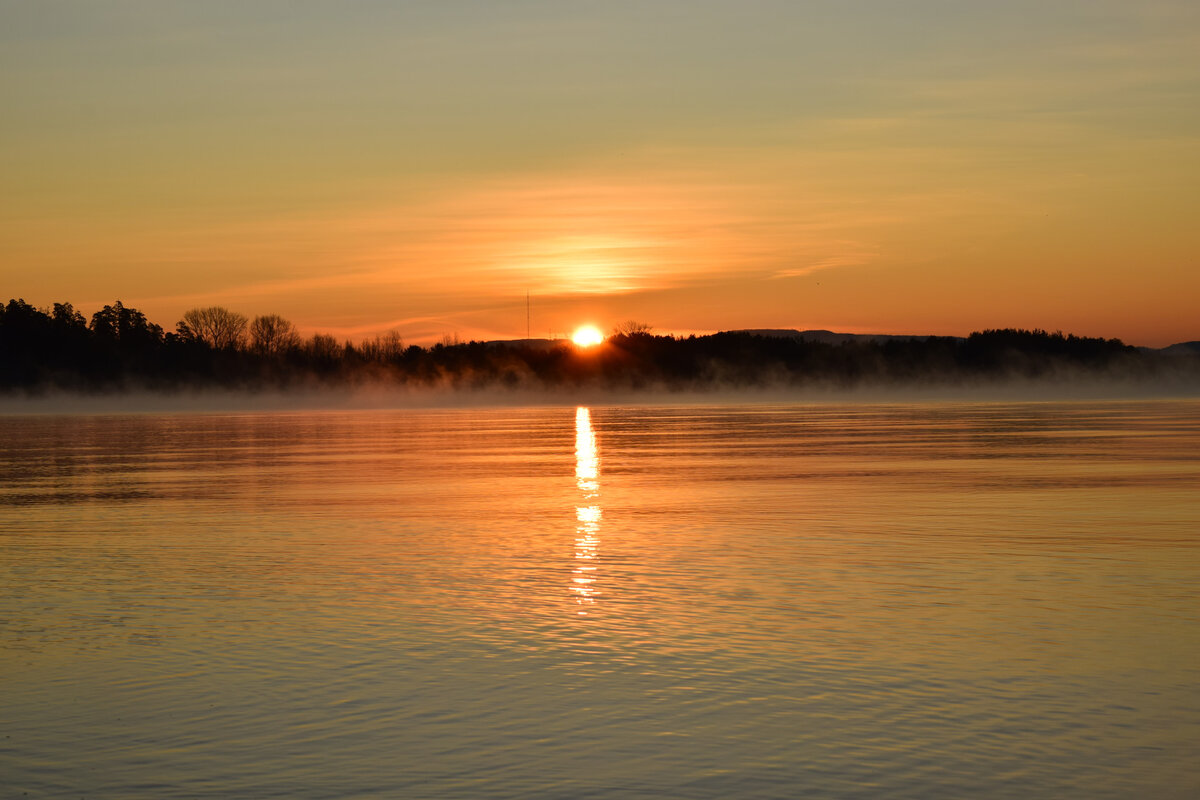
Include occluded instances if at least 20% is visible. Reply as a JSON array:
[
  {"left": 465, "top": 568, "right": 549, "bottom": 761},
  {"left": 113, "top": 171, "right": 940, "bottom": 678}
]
[{"left": 1, "top": 401, "right": 1198, "bottom": 798}]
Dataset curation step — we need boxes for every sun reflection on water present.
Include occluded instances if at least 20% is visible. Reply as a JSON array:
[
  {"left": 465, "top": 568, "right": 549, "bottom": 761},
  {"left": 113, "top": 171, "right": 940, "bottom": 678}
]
[{"left": 572, "top": 407, "right": 601, "bottom": 613}]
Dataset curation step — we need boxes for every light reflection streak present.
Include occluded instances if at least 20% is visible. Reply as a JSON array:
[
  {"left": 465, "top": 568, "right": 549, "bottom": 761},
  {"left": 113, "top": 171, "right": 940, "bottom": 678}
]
[{"left": 572, "top": 407, "right": 601, "bottom": 613}]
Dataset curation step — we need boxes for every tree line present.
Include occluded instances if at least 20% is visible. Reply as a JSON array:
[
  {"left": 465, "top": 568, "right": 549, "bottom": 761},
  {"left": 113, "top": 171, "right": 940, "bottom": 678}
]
[{"left": 1, "top": 297, "right": 1196, "bottom": 393}]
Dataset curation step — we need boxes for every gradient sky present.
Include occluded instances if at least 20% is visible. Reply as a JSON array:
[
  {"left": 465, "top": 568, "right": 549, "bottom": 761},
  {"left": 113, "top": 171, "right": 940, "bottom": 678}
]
[{"left": 2, "top": 1, "right": 1198, "bottom": 345}]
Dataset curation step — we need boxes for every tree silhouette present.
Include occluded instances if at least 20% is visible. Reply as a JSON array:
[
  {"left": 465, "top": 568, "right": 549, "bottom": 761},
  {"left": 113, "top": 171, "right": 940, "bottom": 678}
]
[
  {"left": 180, "top": 306, "right": 248, "bottom": 350},
  {"left": 358, "top": 330, "right": 405, "bottom": 362},
  {"left": 612, "top": 320, "right": 653, "bottom": 336},
  {"left": 304, "top": 333, "right": 342, "bottom": 372},
  {"left": 51, "top": 302, "right": 86, "bottom": 332},
  {"left": 89, "top": 301, "right": 163, "bottom": 347},
  {"left": 250, "top": 314, "right": 300, "bottom": 356}
]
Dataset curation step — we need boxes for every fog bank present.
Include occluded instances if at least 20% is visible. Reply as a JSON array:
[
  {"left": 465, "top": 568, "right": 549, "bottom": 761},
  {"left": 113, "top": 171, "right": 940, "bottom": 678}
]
[{"left": 4, "top": 372, "right": 1198, "bottom": 416}]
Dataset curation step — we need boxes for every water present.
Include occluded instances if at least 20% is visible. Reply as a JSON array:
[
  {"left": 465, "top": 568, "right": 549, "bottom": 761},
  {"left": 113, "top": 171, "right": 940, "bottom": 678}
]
[{"left": 1, "top": 401, "right": 1198, "bottom": 798}]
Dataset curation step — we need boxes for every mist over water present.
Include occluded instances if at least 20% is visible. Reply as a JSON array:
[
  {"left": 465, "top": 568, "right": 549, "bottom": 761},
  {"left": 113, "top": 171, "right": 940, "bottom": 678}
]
[
  {"left": 2, "top": 401, "right": 1198, "bottom": 798},
  {"left": 2, "top": 368, "right": 1198, "bottom": 417}
]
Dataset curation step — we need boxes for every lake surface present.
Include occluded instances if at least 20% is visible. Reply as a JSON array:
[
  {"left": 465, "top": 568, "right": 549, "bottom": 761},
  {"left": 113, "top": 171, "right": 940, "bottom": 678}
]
[{"left": 2, "top": 401, "right": 1198, "bottom": 798}]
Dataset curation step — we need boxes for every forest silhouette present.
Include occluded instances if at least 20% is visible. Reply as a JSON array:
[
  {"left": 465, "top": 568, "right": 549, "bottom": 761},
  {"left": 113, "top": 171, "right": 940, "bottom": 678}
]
[{"left": 2, "top": 298, "right": 1197, "bottom": 394}]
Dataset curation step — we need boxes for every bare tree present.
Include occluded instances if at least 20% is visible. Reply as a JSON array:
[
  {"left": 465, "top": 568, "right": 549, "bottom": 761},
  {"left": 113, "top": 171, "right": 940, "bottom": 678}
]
[
  {"left": 359, "top": 330, "right": 405, "bottom": 362},
  {"left": 306, "top": 333, "right": 341, "bottom": 360},
  {"left": 180, "top": 306, "right": 248, "bottom": 349},
  {"left": 612, "top": 320, "right": 653, "bottom": 336},
  {"left": 250, "top": 314, "right": 300, "bottom": 356}
]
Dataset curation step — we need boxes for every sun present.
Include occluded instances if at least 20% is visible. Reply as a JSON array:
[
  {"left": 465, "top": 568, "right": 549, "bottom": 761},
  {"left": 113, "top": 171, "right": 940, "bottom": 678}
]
[{"left": 571, "top": 325, "right": 605, "bottom": 348}]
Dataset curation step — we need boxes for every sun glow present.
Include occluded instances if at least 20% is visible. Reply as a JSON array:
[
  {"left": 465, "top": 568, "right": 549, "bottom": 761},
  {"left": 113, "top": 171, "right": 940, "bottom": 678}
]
[{"left": 572, "top": 325, "right": 605, "bottom": 347}]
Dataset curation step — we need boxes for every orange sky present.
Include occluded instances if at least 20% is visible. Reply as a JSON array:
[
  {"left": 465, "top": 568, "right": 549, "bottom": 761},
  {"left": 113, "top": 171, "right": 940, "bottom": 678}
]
[{"left": 2, "top": 2, "right": 1198, "bottom": 346}]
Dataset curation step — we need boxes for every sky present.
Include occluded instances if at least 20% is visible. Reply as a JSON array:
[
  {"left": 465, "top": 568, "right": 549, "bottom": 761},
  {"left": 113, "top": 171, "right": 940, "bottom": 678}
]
[{"left": 2, "top": 1, "right": 1198, "bottom": 346}]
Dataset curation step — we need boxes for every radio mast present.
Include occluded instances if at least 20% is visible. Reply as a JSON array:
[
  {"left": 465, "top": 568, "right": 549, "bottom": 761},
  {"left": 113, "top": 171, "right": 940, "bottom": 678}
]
[{"left": 526, "top": 291, "right": 530, "bottom": 340}]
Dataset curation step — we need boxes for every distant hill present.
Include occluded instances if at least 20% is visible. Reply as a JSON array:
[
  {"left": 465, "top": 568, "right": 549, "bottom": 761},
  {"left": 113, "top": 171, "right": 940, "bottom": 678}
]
[
  {"left": 1160, "top": 341, "right": 1200, "bottom": 355},
  {"left": 738, "top": 330, "right": 1200, "bottom": 353},
  {"left": 730, "top": 329, "right": 965, "bottom": 345},
  {"left": 488, "top": 330, "right": 1200, "bottom": 352}
]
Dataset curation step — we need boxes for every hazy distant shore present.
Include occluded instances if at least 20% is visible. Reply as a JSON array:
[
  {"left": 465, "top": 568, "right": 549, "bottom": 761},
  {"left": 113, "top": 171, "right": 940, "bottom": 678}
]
[{"left": 4, "top": 299, "right": 1199, "bottom": 410}]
